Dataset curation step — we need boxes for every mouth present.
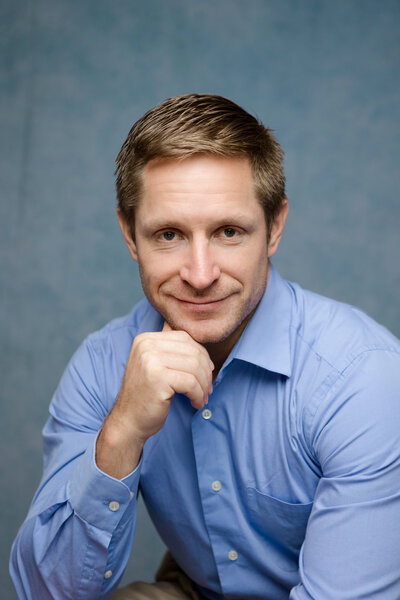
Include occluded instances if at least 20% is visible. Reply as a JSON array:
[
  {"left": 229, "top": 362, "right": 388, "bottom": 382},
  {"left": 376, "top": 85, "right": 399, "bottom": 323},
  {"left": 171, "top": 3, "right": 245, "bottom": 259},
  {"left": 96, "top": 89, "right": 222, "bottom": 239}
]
[{"left": 173, "top": 296, "right": 231, "bottom": 312}]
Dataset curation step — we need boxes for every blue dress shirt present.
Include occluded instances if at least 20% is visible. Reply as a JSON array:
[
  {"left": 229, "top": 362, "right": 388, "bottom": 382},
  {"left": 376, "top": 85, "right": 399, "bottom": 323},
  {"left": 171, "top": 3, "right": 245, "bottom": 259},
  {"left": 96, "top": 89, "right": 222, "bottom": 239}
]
[{"left": 10, "top": 265, "right": 400, "bottom": 599}]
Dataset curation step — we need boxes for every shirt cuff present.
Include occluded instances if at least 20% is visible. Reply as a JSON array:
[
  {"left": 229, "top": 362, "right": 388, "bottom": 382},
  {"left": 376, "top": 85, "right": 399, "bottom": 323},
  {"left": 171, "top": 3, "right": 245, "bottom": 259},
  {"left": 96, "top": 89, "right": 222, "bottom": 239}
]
[{"left": 69, "top": 432, "right": 142, "bottom": 533}]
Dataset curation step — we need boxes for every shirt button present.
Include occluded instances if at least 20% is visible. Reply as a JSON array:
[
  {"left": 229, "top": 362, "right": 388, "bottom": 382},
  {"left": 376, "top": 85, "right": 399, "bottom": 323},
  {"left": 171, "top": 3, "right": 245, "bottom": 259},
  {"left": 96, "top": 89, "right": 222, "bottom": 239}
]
[
  {"left": 211, "top": 480, "right": 222, "bottom": 492},
  {"left": 228, "top": 550, "right": 238, "bottom": 561},
  {"left": 202, "top": 408, "right": 212, "bottom": 420},
  {"left": 108, "top": 501, "right": 120, "bottom": 512},
  {"left": 130, "top": 491, "right": 135, "bottom": 501},
  {"left": 104, "top": 570, "right": 113, "bottom": 579}
]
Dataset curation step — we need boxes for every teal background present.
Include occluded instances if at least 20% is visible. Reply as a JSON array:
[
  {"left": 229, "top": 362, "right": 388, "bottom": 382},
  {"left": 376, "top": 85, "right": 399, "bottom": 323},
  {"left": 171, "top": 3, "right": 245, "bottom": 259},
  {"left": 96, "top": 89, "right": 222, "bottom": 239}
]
[{"left": 2, "top": 1, "right": 399, "bottom": 598}]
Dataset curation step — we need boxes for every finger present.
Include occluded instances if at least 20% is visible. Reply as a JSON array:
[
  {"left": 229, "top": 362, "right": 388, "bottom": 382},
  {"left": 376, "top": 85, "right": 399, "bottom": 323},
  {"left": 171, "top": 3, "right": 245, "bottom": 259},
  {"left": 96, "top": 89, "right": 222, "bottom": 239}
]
[
  {"left": 166, "top": 369, "right": 207, "bottom": 410},
  {"left": 156, "top": 351, "right": 212, "bottom": 398},
  {"left": 162, "top": 320, "right": 173, "bottom": 332},
  {"left": 137, "top": 331, "right": 215, "bottom": 375}
]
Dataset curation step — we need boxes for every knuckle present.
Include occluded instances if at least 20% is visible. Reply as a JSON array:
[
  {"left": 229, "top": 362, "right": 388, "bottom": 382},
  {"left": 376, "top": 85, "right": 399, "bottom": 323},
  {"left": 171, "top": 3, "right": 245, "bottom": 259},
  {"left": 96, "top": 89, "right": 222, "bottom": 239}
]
[
  {"left": 132, "top": 333, "right": 150, "bottom": 354},
  {"left": 177, "top": 330, "right": 192, "bottom": 342},
  {"left": 143, "top": 353, "right": 159, "bottom": 373},
  {"left": 133, "top": 332, "right": 146, "bottom": 345}
]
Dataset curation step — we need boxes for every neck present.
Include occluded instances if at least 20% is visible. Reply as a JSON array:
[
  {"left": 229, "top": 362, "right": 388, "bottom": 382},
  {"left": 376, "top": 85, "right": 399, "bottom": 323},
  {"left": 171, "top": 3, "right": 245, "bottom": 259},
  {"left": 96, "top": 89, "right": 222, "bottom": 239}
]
[{"left": 204, "top": 309, "right": 255, "bottom": 380}]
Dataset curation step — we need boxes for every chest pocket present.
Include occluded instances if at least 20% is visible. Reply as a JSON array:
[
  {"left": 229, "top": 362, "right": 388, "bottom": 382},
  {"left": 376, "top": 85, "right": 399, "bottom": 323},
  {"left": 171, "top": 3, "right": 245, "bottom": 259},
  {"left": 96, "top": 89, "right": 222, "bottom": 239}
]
[{"left": 246, "top": 486, "right": 313, "bottom": 571}]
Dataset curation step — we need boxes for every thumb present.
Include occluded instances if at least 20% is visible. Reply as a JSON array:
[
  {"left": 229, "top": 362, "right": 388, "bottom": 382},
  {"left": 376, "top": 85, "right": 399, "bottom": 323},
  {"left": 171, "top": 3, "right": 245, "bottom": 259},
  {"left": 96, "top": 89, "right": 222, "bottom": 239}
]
[{"left": 162, "top": 320, "right": 173, "bottom": 332}]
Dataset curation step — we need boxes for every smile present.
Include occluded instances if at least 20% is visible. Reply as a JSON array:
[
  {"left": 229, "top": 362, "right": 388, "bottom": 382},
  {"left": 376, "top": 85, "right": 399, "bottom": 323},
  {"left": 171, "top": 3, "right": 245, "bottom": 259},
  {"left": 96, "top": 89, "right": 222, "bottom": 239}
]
[{"left": 174, "top": 296, "right": 231, "bottom": 312}]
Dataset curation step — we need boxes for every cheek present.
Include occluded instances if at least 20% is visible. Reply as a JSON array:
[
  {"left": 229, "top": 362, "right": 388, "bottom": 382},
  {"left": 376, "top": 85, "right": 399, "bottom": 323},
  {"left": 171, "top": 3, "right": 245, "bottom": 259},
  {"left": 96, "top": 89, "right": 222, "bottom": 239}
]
[
  {"left": 140, "top": 256, "right": 179, "bottom": 288},
  {"left": 225, "top": 248, "right": 267, "bottom": 280},
  {"left": 240, "top": 251, "right": 269, "bottom": 294}
]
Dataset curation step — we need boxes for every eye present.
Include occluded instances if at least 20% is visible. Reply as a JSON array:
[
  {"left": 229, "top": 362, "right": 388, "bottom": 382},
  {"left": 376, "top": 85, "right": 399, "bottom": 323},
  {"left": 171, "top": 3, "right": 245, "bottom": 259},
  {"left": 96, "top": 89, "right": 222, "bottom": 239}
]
[
  {"left": 221, "top": 227, "right": 238, "bottom": 238},
  {"left": 160, "top": 231, "right": 176, "bottom": 241}
]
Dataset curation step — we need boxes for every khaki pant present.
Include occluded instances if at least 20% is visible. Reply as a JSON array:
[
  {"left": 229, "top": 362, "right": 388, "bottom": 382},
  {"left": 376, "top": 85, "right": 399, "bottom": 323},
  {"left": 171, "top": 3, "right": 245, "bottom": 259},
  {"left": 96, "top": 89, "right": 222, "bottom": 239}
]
[{"left": 111, "top": 552, "right": 207, "bottom": 600}]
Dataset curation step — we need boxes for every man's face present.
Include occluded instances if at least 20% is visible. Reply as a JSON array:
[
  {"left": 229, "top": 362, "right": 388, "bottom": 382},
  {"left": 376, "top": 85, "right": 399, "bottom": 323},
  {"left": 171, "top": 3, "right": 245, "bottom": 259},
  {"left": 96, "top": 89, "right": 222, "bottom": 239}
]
[{"left": 119, "top": 155, "right": 287, "bottom": 354}]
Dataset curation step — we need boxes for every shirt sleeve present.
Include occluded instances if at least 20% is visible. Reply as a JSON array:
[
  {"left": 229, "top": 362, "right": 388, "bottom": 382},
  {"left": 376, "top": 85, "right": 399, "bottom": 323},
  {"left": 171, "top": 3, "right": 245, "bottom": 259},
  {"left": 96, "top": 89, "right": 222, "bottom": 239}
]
[
  {"left": 290, "top": 349, "right": 400, "bottom": 599},
  {"left": 10, "top": 336, "right": 141, "bottom": 600}
]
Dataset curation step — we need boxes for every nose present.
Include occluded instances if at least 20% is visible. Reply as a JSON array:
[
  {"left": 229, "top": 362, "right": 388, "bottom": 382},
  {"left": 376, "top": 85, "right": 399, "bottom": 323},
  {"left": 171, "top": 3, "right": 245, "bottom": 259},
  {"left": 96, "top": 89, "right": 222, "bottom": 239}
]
[{"left": 179, "top": 238, "right": 221, "bottom": 290}]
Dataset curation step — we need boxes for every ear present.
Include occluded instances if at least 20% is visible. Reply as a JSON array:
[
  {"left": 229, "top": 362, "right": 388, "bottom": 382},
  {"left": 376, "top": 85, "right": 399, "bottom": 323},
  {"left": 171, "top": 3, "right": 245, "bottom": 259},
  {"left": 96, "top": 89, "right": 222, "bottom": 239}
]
[
  {"left": 117, "top": 208, "right": 138, "bottom": 263},
  {"left": 267, "top": 199, "right": 289, "bottom": 258}
]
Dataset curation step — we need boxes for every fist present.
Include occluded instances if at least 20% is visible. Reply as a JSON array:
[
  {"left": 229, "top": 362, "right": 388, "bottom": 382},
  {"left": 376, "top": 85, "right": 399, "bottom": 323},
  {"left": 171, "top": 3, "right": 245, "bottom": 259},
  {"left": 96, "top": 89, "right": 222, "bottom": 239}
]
[
  {"left": 96, "top": 321, "right": 214, "bottom": 478},
  {"left": 115, "top": 321, "right": 214, "bottom": 441}
]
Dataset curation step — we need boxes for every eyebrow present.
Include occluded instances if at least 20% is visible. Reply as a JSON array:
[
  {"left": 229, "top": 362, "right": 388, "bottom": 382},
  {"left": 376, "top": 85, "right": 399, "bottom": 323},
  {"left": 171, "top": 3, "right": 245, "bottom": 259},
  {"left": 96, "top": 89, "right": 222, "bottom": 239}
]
[{"left": 138, "top": 220, "right": 182, "bottom": 236}]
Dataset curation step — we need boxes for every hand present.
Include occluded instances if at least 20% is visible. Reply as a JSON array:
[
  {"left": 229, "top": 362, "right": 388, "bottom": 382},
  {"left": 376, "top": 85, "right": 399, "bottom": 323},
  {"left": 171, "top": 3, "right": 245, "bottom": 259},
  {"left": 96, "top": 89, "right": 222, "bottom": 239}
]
[{"left": 96, "top": 321, "right": 214, "bottom": 478}]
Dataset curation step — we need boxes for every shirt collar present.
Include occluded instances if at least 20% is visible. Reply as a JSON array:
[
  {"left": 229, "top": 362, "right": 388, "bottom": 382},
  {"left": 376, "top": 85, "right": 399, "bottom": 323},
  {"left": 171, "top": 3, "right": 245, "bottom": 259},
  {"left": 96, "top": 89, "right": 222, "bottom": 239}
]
[{"left": 227, "top": 264, "right": 292, "bottom": 377}]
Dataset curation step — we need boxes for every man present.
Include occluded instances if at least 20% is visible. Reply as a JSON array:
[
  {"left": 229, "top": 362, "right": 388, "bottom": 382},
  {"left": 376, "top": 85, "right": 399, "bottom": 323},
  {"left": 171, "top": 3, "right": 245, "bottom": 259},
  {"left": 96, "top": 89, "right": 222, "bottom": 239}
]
[{"left": 10, "top": 94, "right": 400, "bottom": 600}]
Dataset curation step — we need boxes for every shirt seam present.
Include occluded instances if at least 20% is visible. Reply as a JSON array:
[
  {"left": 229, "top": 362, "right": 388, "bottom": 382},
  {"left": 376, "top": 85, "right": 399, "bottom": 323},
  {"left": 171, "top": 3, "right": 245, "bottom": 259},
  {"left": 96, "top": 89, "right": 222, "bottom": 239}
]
[{"left": 290, "top": 322, "right": 399, "bottom": 375}]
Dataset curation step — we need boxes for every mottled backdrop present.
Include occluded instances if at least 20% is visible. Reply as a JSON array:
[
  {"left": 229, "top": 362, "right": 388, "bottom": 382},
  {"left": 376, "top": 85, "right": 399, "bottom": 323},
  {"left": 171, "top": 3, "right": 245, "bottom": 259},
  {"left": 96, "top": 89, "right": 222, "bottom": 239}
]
[{"left": 1, "top": 1, "right": 399, "bottom": 598}]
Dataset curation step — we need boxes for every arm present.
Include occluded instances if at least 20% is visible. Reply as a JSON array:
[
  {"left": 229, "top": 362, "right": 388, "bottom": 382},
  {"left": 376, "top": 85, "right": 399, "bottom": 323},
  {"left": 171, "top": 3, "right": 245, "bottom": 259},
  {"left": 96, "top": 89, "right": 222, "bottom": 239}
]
[
  {"left": 290, "top": 350, "right": 400, "bottom": 599},
  {"left": 10, "top": 337, "right": 139, "bottom": 600},
  {"left": 10, "top": 322, "right": 213, "bottom": 600}
]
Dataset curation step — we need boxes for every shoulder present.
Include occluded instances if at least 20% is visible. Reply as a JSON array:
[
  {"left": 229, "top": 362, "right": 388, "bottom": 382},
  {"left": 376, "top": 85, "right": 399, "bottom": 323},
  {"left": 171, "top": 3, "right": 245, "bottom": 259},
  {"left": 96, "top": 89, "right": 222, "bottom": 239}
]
[
  {"left": 288, "top": 280, "right": 400, "bottom": 374},
  {"left": 50, "top": 298, "right": 163, "bottom": 422},
  {"left": 284, "top": 283, "right": 400, "bottom": 469},
  {"left": 82, "top": 297, "right": 163, "bottom": 392},
  {"left": 283, "top": 281, "right": 400, "bottom": 457}
]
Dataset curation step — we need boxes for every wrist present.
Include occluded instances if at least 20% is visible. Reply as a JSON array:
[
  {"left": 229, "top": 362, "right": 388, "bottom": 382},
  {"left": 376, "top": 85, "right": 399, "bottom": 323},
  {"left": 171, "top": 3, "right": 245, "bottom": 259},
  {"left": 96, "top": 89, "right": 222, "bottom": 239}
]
[{"left": 96, "top": 416, "right": 145, "bottom": 479}]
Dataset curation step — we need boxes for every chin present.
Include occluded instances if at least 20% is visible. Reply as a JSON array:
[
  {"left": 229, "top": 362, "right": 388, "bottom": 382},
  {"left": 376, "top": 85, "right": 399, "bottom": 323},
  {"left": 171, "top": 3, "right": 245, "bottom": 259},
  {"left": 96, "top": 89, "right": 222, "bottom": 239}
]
[{"left": 167, "top": 316, "right": 238, "bottom": 345}]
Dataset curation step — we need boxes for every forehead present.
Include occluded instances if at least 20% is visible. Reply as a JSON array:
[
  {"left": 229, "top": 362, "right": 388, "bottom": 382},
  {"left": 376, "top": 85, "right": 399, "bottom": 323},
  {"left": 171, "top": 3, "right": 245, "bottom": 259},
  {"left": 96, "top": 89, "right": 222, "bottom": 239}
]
[
  {"left": 137, "top": 155, "right": 259, "bottom": 226},
  {"left": 143, "top": 154, "right": 254, "bottom": 190}
]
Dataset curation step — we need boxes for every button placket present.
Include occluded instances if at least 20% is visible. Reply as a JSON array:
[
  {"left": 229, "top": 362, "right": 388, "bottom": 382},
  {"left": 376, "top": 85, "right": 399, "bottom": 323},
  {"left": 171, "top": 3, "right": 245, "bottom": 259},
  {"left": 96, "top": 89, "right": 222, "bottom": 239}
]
[{"left": 194, "top": 395, "right": 240, "bottom": 591}]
